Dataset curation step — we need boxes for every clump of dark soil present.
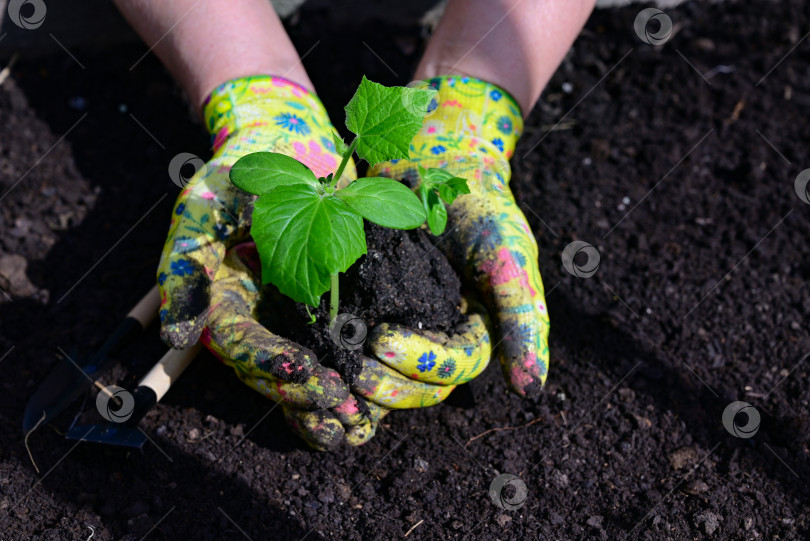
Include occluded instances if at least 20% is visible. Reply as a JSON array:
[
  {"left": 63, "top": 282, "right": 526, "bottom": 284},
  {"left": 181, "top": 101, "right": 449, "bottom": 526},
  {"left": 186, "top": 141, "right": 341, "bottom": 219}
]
[{"left": 277, "top": 222, "right": 463, "bottom": 383}]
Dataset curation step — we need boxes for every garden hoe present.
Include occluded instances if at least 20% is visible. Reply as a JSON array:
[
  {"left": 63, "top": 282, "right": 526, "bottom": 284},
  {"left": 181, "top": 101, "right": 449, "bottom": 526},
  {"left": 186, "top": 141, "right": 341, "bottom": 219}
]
[
  {"left": 23, "top": 285, "right": 161, "bottom": 435},
  {"left": 23, "top": 284, "right": 202, "bottom": 449},
  {"left": 65, "top": 341, "right": 202, "bottom": 449}
]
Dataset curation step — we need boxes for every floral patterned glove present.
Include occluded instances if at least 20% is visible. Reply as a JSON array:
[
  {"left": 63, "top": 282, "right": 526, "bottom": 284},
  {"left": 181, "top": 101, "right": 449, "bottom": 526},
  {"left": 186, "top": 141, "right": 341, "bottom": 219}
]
[
  {"left": 288, "top": 320, "right": 493, "bottom": 446},
  {"left": 299, "top": 298, "right": 493, "bottom": 447},
  {"left": 370, "top": 75, "right": 550, "bottom": 397},
  {"left": 157, "top": 76, "right": 354, "bottom": 447}
]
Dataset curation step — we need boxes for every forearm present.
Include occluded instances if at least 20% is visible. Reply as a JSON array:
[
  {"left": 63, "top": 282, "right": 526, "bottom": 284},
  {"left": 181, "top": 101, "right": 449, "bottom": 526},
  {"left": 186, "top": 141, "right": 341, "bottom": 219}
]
[
  {"left": 415, "top": 0, "right": 596, "bottom": 115},
  {"left": 113, "top": 0, "right": 312, "bottom": 112}
]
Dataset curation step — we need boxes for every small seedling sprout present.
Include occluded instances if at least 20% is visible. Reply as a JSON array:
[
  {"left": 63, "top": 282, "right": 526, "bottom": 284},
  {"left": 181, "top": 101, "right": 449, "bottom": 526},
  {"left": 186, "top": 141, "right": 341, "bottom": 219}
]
[
  {"left": 416, "top": 165, "right": 470, "bottom": 235},
  {"left": 230, "top": 77, "right": 463, "bottom": 321}
]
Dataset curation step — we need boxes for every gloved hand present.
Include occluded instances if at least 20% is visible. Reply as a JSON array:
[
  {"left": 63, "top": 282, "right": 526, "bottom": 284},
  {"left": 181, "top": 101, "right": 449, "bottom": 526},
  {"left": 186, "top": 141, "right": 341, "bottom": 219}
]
[
  {"left": 293, "top": 297, "right": 493, "bottom": 447},
  {"left": 157, "top": 75, "right": 494, "bottom": 450},
  {"left": 370, "top": 75, "right": 550, "bottom": 397},
  {"left": 204, "top": 239, "right": 493, "bottom": 450},
  {"left": 157, "top": 75, "right": 354, "bottom": 447}
]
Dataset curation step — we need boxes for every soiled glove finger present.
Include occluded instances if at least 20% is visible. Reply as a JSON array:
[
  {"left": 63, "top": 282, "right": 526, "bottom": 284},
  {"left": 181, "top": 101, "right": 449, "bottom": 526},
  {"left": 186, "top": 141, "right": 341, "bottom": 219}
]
[
  {"left": 227, "top": 365, "right": 348, "bottom": 410},
  {"left": 370, "top": 76, "right": 550, "bottom": 398},
  {"left": 331, "top": 394, "right": 390, "bottom": 446},
  {"left": 368, "top": 295, "right": 492, "bottom": 385},
  {"left": 157, "top": 75, "right": 355, "bottom": 349},
  {"left": 203, "top": 241, "right": 349, "bottom": 410},
  {"left": 344, "top": 417, "right": 385, "bottom": 447},
  {"left": 331, "top": 394, "right": 389, "bottom": 425},
  {"left": 282, "top": 406, "right": 345, "bottom": 452}
]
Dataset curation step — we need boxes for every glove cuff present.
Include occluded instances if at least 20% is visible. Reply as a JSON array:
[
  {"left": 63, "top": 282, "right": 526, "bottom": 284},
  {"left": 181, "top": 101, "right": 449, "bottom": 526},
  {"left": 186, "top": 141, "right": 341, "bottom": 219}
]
[{"left": 201, "top": 75, "right": 342, "bottom": 178}]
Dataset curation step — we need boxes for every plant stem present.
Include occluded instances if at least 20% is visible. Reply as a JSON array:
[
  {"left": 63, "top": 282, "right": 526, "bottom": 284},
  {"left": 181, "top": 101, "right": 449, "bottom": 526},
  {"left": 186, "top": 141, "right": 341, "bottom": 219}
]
[
  {"left": 329, "top": 272, "right": 340, "bottom": 321},
  {"left": 331, "top": 138, "right": 358, "bottom": 189}
]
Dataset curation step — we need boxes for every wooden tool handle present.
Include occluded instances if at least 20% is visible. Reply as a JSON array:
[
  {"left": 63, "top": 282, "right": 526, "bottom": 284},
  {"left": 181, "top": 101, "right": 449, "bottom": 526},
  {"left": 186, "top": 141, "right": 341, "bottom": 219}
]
[
  {"left": 127, "top": 284, "right": 161, "bottom": 329},
  {"left": 139, "top": 343, "right": 202, "bottom": 402}
]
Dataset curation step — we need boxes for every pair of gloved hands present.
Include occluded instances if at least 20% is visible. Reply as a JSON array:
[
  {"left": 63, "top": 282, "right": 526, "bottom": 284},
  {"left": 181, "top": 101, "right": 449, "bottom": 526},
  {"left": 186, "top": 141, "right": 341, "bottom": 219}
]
[{"left": 157, "top": 75, "right": 550, "bottom": 450}]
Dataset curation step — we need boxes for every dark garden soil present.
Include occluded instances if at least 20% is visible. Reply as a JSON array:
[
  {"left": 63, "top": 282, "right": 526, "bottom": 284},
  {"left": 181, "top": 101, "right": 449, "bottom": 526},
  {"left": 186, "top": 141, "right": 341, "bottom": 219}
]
[{"left": 2, "top": 0, "right": 810, "bottom": 539}]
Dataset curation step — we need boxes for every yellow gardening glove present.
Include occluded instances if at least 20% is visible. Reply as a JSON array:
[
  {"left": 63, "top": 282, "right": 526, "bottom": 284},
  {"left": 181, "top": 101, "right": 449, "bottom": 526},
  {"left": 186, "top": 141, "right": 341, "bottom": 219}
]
[
  {"left": 288, "top": 310, "right": 493, "bottom": 446},
  {"left": 157, "top": 76, "right": 356, "bottom": 448},
  {"left": 370, "top": 75, "right": 550, "bottom": 397},
  {"left": 301, "top": 297, "right": 493, "bottom": 446}
]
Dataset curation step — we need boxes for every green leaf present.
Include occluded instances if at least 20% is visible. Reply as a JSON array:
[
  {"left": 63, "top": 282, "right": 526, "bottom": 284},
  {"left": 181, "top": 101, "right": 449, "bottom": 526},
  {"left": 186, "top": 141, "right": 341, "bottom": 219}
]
[
  {"left": 344, "top": 76, "right": 436, "bottom": 165},
  {"left": 251, "top": 185, "right": 366, "bottom": 306},
  {"left": 437, "top": 181, "right": 465, "bottom": 205},
  {"left": 335, "top": 177, "right": 426, "bottom": 229},
  {"left": 419, "top": 165, "right": 454, "bottom": 184},
  {"left": 437, "top": 184, "right": 456, "bottom": 205},
  {"left": 419, "top": 182, "right": 430, "bottom": 210},
  {"left": 444, "top": 176, "right": 471, "bottom": 196},
  {"left": 418, "top": 165, "right": 470, "bottom": 205},
  {"left": 426, "top": 191, "right": 448, "bottom": 235},
  {"left": 332, "top": 131, "right": 350, "bottom": 156},
  {"left": 230, "top": 152, "right": 319, "bottom": 195}
]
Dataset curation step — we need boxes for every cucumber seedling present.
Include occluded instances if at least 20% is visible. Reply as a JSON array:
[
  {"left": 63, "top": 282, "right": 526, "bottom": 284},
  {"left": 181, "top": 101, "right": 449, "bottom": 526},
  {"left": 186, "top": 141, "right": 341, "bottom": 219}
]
[
  {"left": 416, "top": 165, "right": 470, "bottom": 235},
  {"left": 230, "top": 77, "right": 453, "bottom": 320}
]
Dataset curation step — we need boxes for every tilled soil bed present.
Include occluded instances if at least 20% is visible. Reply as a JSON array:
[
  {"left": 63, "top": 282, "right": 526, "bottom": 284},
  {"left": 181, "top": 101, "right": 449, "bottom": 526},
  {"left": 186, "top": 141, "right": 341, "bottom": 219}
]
[{"left": 1, "top": 0, "right": 810, "bottom": 539}]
